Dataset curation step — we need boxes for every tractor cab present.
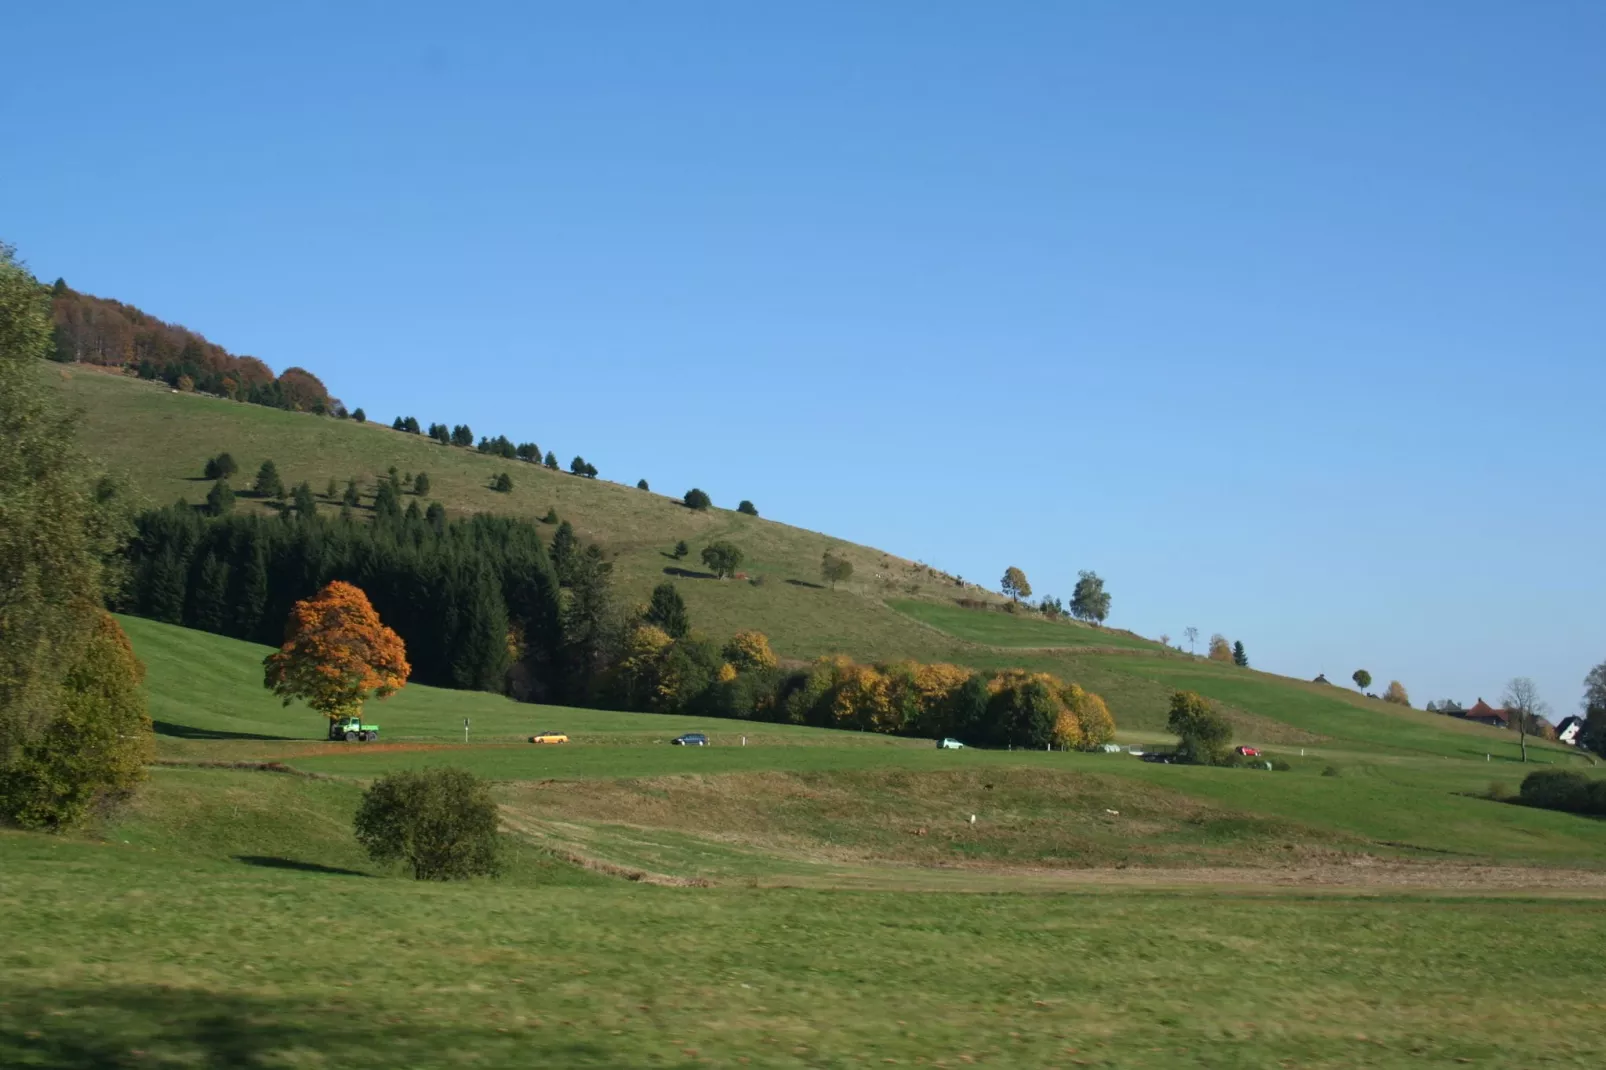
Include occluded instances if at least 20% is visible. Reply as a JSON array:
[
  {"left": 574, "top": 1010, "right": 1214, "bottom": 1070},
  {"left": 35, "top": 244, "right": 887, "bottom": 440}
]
[{"left": 328, "top": 715, "right": 379, "bottom": 742}]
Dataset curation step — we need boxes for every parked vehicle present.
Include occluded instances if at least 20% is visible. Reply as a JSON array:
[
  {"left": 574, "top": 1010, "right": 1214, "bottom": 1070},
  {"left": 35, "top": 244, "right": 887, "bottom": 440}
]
[
  {"left": 528, "top": 731, "right": 569, "bottom": 744},
  {"left": 1141, "top": 752, "right": 1181, "bottom": 764},
  {"left": 328, "top": 715, "right": 379, "bottom": 742},
  {"left": 937, "top": 737, "right": 965, "bottom": 750},
  {"left": 1235, "top": 746, "right": 1260, "bottom": 757},
  {"left": 671, "top": 733, "right": 709, "bottom": 746}
]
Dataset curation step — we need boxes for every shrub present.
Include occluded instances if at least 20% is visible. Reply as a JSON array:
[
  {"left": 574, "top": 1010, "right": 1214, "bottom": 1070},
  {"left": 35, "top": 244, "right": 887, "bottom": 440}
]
[
  {"left": 701, "top": 541, "right": 743, "bottom": 578},
  {"left": 1382, "top": 680, "right": 1411, "bottom": 706},
  {"left": 413, "top": 472, "right": 430, "bottom": 496},
  {"left": 1519, "top": 769, "right": 1606, "bottom": 815},
  {"left": 1167, "top": 690, "right": 1232, "bottom": 764},
  {"left": 542, "top": 507, "right": 559, "bottom": 524},
  {"left": 637, "top": 478, "right": 649, "bottom": 491},
  {"left": 203, "top": 452, "right": 237, "bottom": 480},
  {"left": 353, "top": 768, "right": 501, "bottom": 880},
  {"left": 1321, "top": 765, "right": 1343, "bottom": 777},
  {"left": 683, "top": 488, "right": 712, "bottom": 511},
  {"left": 672, "top": 540, "right": 689, "bottom": 559},
  {"left": 492, "top": 472, "right": 513, "bottom": 493},
  {"left": 737, "top": 500, "right": 758, "bottom": 516},
  {"left": 1207, "top": 634, "right": 1233, "bottom": 663},
  {"left": 1486, "top": 780, "right": 1513, "bottom": 802},
  {"left": 352, "top": 407, "right": 366, "bottom": 423}
]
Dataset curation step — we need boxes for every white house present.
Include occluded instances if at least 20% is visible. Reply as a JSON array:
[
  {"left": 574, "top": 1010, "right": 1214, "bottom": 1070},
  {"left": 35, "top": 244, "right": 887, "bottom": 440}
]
[{"left": 1556, "top": 716, "right": 1584, "bottom": 746}]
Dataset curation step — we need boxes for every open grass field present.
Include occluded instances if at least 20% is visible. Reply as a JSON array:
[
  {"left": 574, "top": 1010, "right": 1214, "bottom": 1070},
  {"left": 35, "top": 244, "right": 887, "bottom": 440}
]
[{"left": 6, "top": 619, "right": 1606, "bottom": 1067}]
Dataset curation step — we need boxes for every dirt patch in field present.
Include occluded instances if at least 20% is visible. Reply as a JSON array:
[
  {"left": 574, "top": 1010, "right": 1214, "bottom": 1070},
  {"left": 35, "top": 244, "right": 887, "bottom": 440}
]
[{"left": 992, "top": 857, "right": 1606, "bottom": 894}]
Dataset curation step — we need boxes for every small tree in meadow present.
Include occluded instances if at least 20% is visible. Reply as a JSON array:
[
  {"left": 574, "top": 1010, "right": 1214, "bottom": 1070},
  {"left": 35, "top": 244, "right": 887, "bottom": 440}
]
[
  {"left": 821, "top": 551, "right": 853, "bottom": 589},
  {"left": 205, "top": 479, "right": 235, "bottom": 517},
  {"left": 672, "top": 540, "right": 689, "bottom": 559},
  {"left": 637, "top": 478, "right": 649, "bottom": 491},
  {"left": 737, "top": 500, "right": 758, "bottom": 516},
  {"left": 1352, "top": 669, "right": 1372, "bottom": 691},
  {"left": 203, "top": 452, "right": 237, "bottom": 480},
  {"left": 252, "top": 460, "right": 284, "bottom": 499},
  {"left": 701, "top": 541, "right": 744, "bottom": 579},
  {"left": 1382, "top": 680, "right": 1410, "bottom": 707},
  {"left": 644, "top": 582, "right": 691, "bottom": 638},
  {"left": 1232, "top": 640, "right": 1248, "bottom": 667},
  {"left": 492, "top": 472, "right": 513, "bottom": 493},
  {"left": 684, "top": 488, "right": 711, "bottom": 511},
  {"left": 262, "top": 581, "right": 410, "bottom": 728},
  {"left": 543, "top": 451, "right": 558, "bottom": 470},
  {"left": 353, "top": 768, "right": 500, "bottom": 880},
  {"left": 352, "top": 407, "right": 366, "bottom": 423},
  {"left": 1070, "top": 570, "right": 1111, "bottom": 624},
  {"left": 413, "top": 472, "right": 430, "bottom": 496},
  {"left": 1207, "top": 634, "right": 1233, "bottom": 663},
  {"left": 1001, "top": 566, "right": 1032, "bottom": 603}
]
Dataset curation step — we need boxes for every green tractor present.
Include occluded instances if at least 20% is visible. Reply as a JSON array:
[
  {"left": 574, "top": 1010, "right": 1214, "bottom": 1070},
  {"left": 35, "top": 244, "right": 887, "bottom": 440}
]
[{"left": 328, "top": 715, "right": 380, "bottom": 742}]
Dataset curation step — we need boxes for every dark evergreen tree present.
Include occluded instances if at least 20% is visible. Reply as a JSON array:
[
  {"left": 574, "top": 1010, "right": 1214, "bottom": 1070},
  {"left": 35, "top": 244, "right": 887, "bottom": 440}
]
[
  {"left": 560, "top": 545, "right": 618, "bottom": 704},
  {"left": 204, "top": 452, "right": 237, "bottom": 480},
  {"left": 570, "top": 456, "right": 588, "bottom": 476},
  {"left": 343, "top": 479, "right": 361, "bottom": 508},
  {"left": 551, "top": 520, "right": 578, "bottom": 583},
  {"left": 145, "top": 546, "right": 189, "bottom": 623},
  {"left": 392, "top": 417, "right": 406, "bottom": 431},
  {"left": 672, "top": 540, "right": 689, "bottom": 560},
  {"left": 292, "top": 482, "right": 318, "bottom": 519},
  {"left": 451, "top": 424, "right": 474, "bottom": 447},
  {"left": 636, "top": 478, "right": 649, "bottom": 491},
  {"left": 205, "top": 479, "right": 235, "bottom": 517},
  {"left": 352, "top": 408, "right": 366, "bottom": 423},
  {"left": 737, "top": 500, "right": 758, "bottom": 516},
  {"left": 429, "top": 423, "right": 451, "bottom": 444},
  {"left": 324, "top": 478, "right": 339, "bottom": 500},
  {"left": 189, "top": 553, "right": 231, "bottom": 634},
  {"left": 543, "top": 451, "right": 558, "bottom": 470},
  {"left": 425, "top": 501, "right": 447, "bottom": 535},
  {"left": 492, "top": 472, "right": 513, "bottom": 493},
  {"left": 233, "top": 540, "right": 268, "bottom": 639},
  {"left": 1232, "top": 640, "right": 1248, "bottom": 667},
  {"left": 450, "top": 564, "right": 511, "bottom": 692},
  {"left": 644, "top": 582, "right": 691, "bottom": 638},
  {"left": 516, "top": 443, "right": 541, "bottom": 462},
  {"left": 413, "top": 472, "right": 430, "bottom": 496},
  {"left": 404, "top": 500, "right": 423, "bottom": 523},
  {"left": 683, "top": 488, "right": 711, "bottom": 511},
  {"left": 541, "top": 507, "right": 559, "bottom": 524},
  {"left": 253, "top": 460, "right": 284, "bottom": 499},
  {"left": 373, "top": 479, "right": 402, "bottom": 523}
]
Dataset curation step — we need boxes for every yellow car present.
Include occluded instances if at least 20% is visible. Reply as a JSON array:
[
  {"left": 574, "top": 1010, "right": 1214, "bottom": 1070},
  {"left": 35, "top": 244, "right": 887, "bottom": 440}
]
[{"left": 528, "top": 731, "right": 569, "bottom": 745}]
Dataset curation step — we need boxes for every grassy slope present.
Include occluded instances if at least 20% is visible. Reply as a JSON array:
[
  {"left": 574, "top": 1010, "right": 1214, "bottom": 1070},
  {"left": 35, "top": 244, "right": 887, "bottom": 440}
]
[
  {"left": 5, "top": 614, "right": 1606, "bottom": 1067},
  {"left": 64, "top": 365, "right": 1577, "bottom": 760}
]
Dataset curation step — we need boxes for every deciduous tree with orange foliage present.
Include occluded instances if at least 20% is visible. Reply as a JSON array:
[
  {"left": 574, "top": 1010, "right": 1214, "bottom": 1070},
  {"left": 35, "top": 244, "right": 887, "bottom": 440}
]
[{"left": 263, "top": 581, "right": 410, "bottom": 724}]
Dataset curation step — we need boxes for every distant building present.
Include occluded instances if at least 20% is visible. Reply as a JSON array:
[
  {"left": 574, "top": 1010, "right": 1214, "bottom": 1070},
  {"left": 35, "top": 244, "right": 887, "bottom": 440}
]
[
  {"left": 1461, "top": 699, "right": 1511, "bottom": 728},
  {"left": 1557, "top": 716, "right": 1584, "bottom": 746},
  {"left": 1312, "top": 673, "right": 1331, "bottom": 685}
]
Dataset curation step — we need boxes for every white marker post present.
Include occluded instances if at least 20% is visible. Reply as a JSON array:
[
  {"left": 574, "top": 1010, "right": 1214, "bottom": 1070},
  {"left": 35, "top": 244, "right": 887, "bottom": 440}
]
[{"left": 464, "top": 717, "right": 470, "bottom": 743}]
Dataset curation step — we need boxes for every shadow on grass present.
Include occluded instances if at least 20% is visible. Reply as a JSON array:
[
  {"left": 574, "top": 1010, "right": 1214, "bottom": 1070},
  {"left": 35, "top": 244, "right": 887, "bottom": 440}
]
[
  {"left": 785, "top": 578, "right": 826, "bottom": 589},
  {"left": 663, "top": 566, "right": 717, "bottom": 580},
  {"left": 234, "top": 855, "right": 371, "bottom": 877},
  {"left": 152, "top": 720, "right": 294, "bottom": 742},
  {"left": 0, "top": 985, "right": 612, "bottom": 1069}
]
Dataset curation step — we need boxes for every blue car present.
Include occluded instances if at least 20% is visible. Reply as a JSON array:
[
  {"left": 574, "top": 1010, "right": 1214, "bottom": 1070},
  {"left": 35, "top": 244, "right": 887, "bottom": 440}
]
[{"left": 671, "top": 733, "right": 709, "bottom": 746}]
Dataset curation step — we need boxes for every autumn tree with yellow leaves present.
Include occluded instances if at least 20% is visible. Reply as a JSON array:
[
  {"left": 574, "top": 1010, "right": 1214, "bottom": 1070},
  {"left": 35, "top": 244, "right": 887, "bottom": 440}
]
[{"left": 263, "top": 581, "right": 410, "bottom": 724}]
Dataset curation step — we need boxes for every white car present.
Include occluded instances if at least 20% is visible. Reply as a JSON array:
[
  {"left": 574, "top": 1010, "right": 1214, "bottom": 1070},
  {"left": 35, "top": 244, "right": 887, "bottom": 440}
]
[{"left": 937, "top": 737, "right": 965, "bottom": 750}]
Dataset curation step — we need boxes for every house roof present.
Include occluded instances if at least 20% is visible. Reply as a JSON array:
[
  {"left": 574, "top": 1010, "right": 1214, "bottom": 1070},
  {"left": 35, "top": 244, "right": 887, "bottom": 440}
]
[
  {"left": 1464, "top": 699, "right": 1511, "bottom": 724},
  {"left": 1557, "top": 716, "right": 1583, "bottom": 732}
]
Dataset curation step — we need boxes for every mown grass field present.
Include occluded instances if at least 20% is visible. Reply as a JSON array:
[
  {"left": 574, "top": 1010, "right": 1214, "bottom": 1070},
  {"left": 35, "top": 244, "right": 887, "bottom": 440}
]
[{"left": 6, "top": 619, "right": 1606, "bottom": 1067}]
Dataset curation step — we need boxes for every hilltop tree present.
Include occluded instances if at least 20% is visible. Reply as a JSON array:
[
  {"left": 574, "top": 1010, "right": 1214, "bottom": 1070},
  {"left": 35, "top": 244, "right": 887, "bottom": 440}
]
[
  {"left": 451, "top": 424, "right": 473, "bottom": 447},
  {"left": 428, "top": 423, "right": 450, "bottom": 445},
  {"left": 262, "top": 581, "right": 410, "bottom": 727},
  {"left": 516, "top": 443, "right": 541, "bottom": 463},
  {"left": 354, "top": 768, "right": 500, "bottom": 881},
  {"left": 203, "top": 452, "right": 237, "bottom": 480},
  {"left": 1503, "top": 677, "right": 1547, "bottom": 764},
  {"left": 1183, "top": 626, "right": 1199, "bottom": 654},
  {"left": 352, "top": 408, "right": 366, "bottom": 423},
  {"left": 413, "top": 472, "right": 430, "bottom": 496},
  {"left": 636, "top": 479, "right": 649, "bottom": 491},
  {"left": 644, "top": 582, "right": 691, "bottom": 639},
  {"left": 684, "top": 488, "right": 711, "bottom": 511},
  {"left": 1582, "top": 660, "right": 1606, "bottom": 758},
  {"left": 737, "top": 500, "right": 758, "bottom": 516},
  {"left": 543, "top": 451, "right": 558, "bottom": 470},
  {"left": 205, "top": 479, "right": 235, "bottom": 517},
  {"left": 1167, "top": 690, "right": 1232, "bottom": 765},
  {"left": 253, "top": 460, "right": 284, "bottom": 499},
  {"left": 1232, "top": 640, "right": 1248, "bottom": 667},
  {"left": 1001, "top": 566, "right": 1032, "bottom": 603},
  {"left": 569, "top": 456, "right": 588, "bottom": 477},
  {"left": 1159, "top": 633, "right": 1171, "bottom": 649},
  {"left": 1352, "top": 669, "right": 1372, "bottom": 691},
  {"left": 1382, "top": 680, "right": 1410, "bottom": 707},
  {"left": 1207, "top": 634, "right": 1233, "bottom": 663},
  {"left": 1070, "top": 570, "right": 1111, "bottom": 625},
  {"left": 821, "top": 551, "right": 853, "bottom": 589},
  {"left": 701, "top": 541, "right": 744, "bottom": 579}
]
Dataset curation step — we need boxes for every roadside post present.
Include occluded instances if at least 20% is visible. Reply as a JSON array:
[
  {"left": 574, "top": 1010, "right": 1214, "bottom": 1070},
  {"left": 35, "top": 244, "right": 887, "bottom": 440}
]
[{"left": 464, "top": 717, "right": 470, "bottom": 743}]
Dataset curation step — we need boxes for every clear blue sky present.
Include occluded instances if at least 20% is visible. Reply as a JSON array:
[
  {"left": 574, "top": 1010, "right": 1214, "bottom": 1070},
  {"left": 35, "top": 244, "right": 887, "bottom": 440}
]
[{"left": 5, "top": 2, "right": 1603, "bottom": 715}]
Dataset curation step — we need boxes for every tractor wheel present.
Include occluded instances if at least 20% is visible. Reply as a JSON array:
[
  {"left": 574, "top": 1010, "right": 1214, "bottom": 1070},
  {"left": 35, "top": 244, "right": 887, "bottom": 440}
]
[
  {"left": 344, "top": 731, "right": 358, "bottom": 742},
  {"left": 358, "top": 731, "right": 371, "bottom": 742}
]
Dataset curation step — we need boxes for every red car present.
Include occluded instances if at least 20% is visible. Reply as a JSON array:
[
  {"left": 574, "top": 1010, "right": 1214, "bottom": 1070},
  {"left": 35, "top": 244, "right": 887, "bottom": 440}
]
[{"left": 1235, "top": 746, "right": 1260, "bottom": 757}]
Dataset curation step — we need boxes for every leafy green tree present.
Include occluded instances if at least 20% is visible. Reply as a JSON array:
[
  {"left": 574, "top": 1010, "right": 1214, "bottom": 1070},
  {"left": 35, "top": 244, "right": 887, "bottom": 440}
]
[
  {"left": 516, "top": 442, "right": 541, "bottom": 462},
  {"left": 821, "top": 551, "right": 853, "bottom": 589},
  {"left": 1070, "top": 570, "right": 1111, "bottom": 624},
  {"left": 543, "top": 450, "right": 558, "bottom": 470},
  {"left": 683, "top": 488, "right": 711, "bottom": 511},
  {"left": 251, "top": 460, "right": 283, "bottom": 499},
  {"left": 949, "top": 672, "right": 992, "bottom": 743},
  {"left": 353, "top": 768, "right": 500, "bottom": 880},
  {"left": 451, "top": 424, "right": 474, "bottom": 447},
  {"left": 352, "top": 407, "right": 366, "bottom": 423},
  {"left": 203, "top": 452, "right": 237, "bottom": 480},
  {"left": 205, "top": 479, "right": 235, "bottom": 517},
  {"left": 1352, "top": 669, "right": 1372, "bottom": 691},
  {"left": 492, "top": 472, "right": 513, "bottom": 493},
  {"left": 644, "top": 582, "right": 691, "bottom": 639},
  {"left": 1167, "top": 690, "right": 1232, "bottom": 764},
  {"left": 737, "top": 500, "right": 758, "bottom": 516},
  {"left": 292, "top": 481, "right": 317, "bottom": 519},
  {"left": 1001, "top": 566, "right": 1031, "bottom": 603},
  {"left": 570, "top": 456, "right": 588, "bottom": 476},
  {"left": 701, "top": 541, "right": 744, "bottom": 579},
  {"left": 672, "top": 540, "right": 689, "bottom": 560},
  {"left": 412, "top": 472, "right": 430, "bottom": 496},
  {"left": 987, "top": 677, "right": 1060, "bottom": 749},
  {"left": 1232, "top": 640, "right": 1248, "bottom": 667},
  {"left": 636, "top": 478, "right": 649, "bottom": 491}
]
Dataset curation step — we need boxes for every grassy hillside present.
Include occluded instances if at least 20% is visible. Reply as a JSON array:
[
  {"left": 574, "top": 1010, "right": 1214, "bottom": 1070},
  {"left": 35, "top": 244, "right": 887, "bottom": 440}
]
[
  {"left": 6, "top": 614, "right": 1606, "bottom": 1068},
  {"left": 58, "top": 364, "right": 1580, "bottom": 759}
]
